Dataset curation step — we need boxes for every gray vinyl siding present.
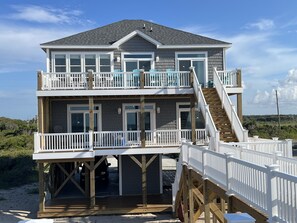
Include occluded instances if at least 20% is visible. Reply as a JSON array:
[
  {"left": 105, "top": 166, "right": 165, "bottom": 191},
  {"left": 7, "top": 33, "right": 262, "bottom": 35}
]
[
  {"left": 50, "top": 98, "right": 189, "bottom": 133},
  {"left": 121, "top": 154, "right": 161, "bottom": 195}
]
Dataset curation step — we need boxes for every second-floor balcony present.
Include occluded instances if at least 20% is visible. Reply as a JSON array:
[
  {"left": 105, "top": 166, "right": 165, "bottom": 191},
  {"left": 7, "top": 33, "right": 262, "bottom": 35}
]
[{"left": 38, "top": 70, "right": 192, "bottom": 91}]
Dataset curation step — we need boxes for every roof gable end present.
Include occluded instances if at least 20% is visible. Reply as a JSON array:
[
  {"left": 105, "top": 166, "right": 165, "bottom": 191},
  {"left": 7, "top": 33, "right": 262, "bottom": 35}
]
[{"left": 112, "top": 30, "right": 162, "bottom": 48}]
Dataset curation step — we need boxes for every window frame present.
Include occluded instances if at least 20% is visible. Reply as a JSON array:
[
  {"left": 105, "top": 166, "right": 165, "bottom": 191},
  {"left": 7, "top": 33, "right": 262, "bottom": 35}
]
[
  {"left": 121, "top": 52, "right": 155, "bottom": 71},
  {"left": 51, "top": 52, "right": 114, "bottom": 73},
  {"left": 67, "top": 104, "right": 102, "bottom": 133}
]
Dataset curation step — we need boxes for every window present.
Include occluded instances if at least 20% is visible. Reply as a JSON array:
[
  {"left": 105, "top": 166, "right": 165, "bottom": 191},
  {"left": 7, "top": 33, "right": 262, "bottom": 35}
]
[
  {"left": 123, "top": 53, "right": 154, "bottom": 72},
  {"left": 68, "top": 105, "right": 101, "bottom": 132},
  {"left": 99, "top": 54, "right": 111, "bottom": 72},
  {"left": 176, "top": 52, "right": 208, "bottom": 86},
  {"left": 70, "top": 55, "right": 81, "bottom": 72},
  {"left": 85, "top": 54, "right": 96, "bottom": 72},
  {"left": 54, "top": 54, "right": 66, "bottom": 72},
  {"left": 52, "top": 53, "right": 112, "bottom": 73}
]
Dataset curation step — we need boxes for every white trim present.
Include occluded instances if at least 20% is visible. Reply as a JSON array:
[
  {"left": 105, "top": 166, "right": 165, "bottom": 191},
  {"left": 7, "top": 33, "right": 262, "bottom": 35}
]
[
  {"left": 158, "top": 44, "right": 231, "bottom": 49},
  {"left": 41, "top": 45, "right": 117, "bottom": 49},
  {"left": 94, "top": 147, "right": 180, "bottom": 156},
  {"left": 121, "top": 52, "right": 155, "bottom": 71},
  {"left": 67, "top": 104, "right": 102, "bottom": 133},
  {"left": 33, "top": 147, "right": 181, "bottom": 160},
  {"left": 51, "top": 51, "right": 113, "bottom": 73},
  {"left": 122, "top": 103, "right": 156, "bottom": 132},
  {"left": 119, "top": 155, "right": 122, "bottom": 196},
  {"left": 175, "top": 51, "right": 208, "bottom": 86},
  {"left": 41, "top": 44, "right": 231, "bottom": 50},
  {"left": 176, "top": 102, "right": 191, "bottom": 130},
  {"left": 112, "top": 30, "right": 162, "bottom": 48},
  {"left": 223, "top": 48, "right": 226, "bottom": 70},
  {"left": 46, "top": 49, "right": 50, "bottom": 72},
  {"left": 36, "top": 88, "right": 194, "bottom": 97},
  {"left": 33, "top": 151, "right": 95, "bottom": 160}
]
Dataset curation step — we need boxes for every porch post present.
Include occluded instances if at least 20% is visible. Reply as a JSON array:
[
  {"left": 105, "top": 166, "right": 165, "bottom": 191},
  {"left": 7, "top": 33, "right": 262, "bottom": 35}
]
[
  {"left": 191, "top": 96, "right": 196, "bottom": 144},
  {"left": 90, "top": 160, "right": 96, "bottom": 208},
  {"left": 89, "top": 97, "right": 94, "bottom": 131},
  {"left": 37, "top": 70, "right": 43, "bottom": 91},
  {"left": 236, "top": 69, "right": 243, "bottom": 123},
  {"left": 140, "top": 69, "right": 145, "bottom": 89},
  {"left": 140, "top": 95, "right": 145, "bottom": 148},
  {"left": 38, "top": 97, "right": 44, "bottom": 133},
  {"left": 142, "top": 154, "right": 147, "bottom": 207},
  {"left": 38, "top": 162, "right": 45, "bottom": 212},
  {"left": 88, "top": 70, "right": 94, "bottom": 90}
]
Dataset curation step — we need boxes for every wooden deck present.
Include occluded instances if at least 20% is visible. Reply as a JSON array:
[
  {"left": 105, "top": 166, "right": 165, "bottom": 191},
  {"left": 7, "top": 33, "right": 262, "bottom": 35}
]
[{"left": 38, "top": 193, "right": 172, "bottom": 218}]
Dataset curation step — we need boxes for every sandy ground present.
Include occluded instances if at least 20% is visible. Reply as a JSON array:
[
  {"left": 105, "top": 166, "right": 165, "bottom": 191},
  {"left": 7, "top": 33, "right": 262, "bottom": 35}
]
[
  {"left": 0, "top": 156, "right": 181, "bottom": 223},
  {"left": 0, "top": 182, "right": 181, "bottom": 223}
]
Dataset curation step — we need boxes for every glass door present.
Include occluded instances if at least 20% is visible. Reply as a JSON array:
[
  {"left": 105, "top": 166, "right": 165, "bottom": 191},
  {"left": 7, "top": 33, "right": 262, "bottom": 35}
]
[{"left": 193, "top": 60, "right": 205, "bottom": 85}]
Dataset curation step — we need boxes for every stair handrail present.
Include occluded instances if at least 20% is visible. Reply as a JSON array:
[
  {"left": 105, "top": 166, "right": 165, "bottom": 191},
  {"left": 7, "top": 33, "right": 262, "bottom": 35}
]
[
  {"left": 192, "top": 67, "right": 220, "bottom": 150},
  {"left": 213, "top": 67, "right": 248, "bottom": 142}
]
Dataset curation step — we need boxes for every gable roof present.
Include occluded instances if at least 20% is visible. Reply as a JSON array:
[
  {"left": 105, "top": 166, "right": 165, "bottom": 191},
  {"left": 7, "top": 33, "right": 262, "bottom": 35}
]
[{"left": 41, "top": 20, "right": 231, "bottom": 49}]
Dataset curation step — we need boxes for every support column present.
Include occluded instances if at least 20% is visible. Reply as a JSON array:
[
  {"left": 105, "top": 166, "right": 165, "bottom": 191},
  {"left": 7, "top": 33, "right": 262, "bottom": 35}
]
[
  {"left": 38, "top": 162, "right": 45, "bottom": 212},
  {"left": 140, "top": 96, "right": 145, "bottom": 148},
  {"left": 90, "top": 161, "right": 95, "bottom": 208},
  {"left": 236, "top": 69, "right": 243, "bottom": 123},
  {"left": 203, "top": 180, "right": 211, "bottom": 223},
  {"left": 89, "top": 97, "right": 94, "bottom": 131},
  {"left": 85, "top": 162, "right": 90, "bottom": 197},
  {"left": 142, "top": 155, "right": 147, "bottom": 207},
  {"left": 182, "top": 166, "right": 189, "bottom": 223},
  {"left": 44, "top": 97, "right": 50, "bottom": 133},
  {"left": 191, "top": 96, "right": 196, "bottom": 144},
  {"left": 38, "top": 97, "right": 44, "bottom": 133},
  {"left": 188, "top": 169, "right": 194, "bottom": 223}
]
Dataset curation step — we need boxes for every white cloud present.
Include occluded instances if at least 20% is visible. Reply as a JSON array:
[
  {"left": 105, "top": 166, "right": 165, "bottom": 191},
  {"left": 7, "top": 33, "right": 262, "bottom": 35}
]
[
  {"left": 0, "top": 23, "right": 86, "bottom": 73},
  {"left": 8, "top": 5, "right": 93, "bottom": 25},
  {"left": 246, "top": 19, "right": 275, "bottom": 31},
  {"left": 253, "top": 69, "right": 297, "bottom": 105}
]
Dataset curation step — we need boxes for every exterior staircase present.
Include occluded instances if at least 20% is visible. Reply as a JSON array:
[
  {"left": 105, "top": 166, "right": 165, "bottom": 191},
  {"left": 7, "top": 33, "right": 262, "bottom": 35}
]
[{"left": 202, "top": 88, "right": 238, "bottom": 142}]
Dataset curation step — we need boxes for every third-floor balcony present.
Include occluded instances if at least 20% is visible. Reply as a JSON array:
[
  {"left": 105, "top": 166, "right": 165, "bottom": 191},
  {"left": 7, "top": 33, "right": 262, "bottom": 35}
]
[{"left": 38, "top": 70, "right": 192, "bottom": 91}]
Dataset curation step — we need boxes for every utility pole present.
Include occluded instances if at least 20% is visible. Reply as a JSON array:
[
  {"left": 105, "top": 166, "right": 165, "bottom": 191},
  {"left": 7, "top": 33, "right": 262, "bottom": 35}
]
[{"left": 275, "top": 90, "right": 280, "bottom": 129}]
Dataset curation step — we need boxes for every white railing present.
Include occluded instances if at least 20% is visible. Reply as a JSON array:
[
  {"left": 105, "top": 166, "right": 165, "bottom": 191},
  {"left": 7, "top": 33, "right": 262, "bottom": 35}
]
[
  {"left": 172, "top": 148, "right": 184, "bottom": 210},
  {"left": 173, "top": 142, "right": 297, "bottom": 223},
  {"left": 34, "top": 129, "right": 207, "bottom": 153},
  {"left": 220, "top": 142, "right": 297, "bottom": 176},
  {"left": 34, "top": 132, "right": 89, "bottom": 152},
  {"left": 228, "top": 140, "right": 293, "bottom": 158},
  {"left": 192, "top": 69, "right": 220, "bottom": 150},
  {"left": 216, "top": 70, "right": 238, "bottom": 87},
  {"left": 40, "top": 70, "right": 191, "bottom": 90},
  {"left": 144, "top": 71, "right": 190, "bottom": 88},
  {"left": 42, "top": 72, "right": 88, "bottom": 90},
  {"left": 213, "top": 68, "right": 248, "bottom": 142}
]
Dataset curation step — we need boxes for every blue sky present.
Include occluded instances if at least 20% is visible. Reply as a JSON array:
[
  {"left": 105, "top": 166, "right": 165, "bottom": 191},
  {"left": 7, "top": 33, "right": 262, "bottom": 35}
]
[{"left": 1, "top": 0, "right": 297, "bottom": 119}]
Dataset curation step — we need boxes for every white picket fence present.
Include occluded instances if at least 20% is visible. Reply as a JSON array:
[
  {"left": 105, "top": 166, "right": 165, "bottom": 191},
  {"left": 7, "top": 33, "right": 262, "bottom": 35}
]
[{"left": 173, "top": 142, "right": 297, "bottom": 223}]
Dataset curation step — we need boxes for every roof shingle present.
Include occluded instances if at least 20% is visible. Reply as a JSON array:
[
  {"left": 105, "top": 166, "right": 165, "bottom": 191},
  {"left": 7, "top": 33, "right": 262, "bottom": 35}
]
[{"left": 41, "top": 20, "right": 230, "bottom": 46}]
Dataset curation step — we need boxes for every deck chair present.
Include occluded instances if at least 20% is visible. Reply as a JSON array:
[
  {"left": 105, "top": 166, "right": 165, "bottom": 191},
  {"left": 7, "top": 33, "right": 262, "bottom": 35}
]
[
  {"left": 149, "top": 69, "right": 159, "bottom": 87},
  {"left": 113, "top": 69, "right": 123, "bottom": 87},
  {"left": 166, "top": 69, "right": 179, "bottom": 86}
]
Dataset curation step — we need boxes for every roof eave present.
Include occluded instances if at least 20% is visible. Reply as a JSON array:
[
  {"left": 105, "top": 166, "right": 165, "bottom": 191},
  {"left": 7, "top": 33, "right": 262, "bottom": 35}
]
[
  {"left": 40, "top": 45, "right": 118, "bottom": 50},
  {"left": 157, "top": 44, "right": 231, "bottom": 49}
]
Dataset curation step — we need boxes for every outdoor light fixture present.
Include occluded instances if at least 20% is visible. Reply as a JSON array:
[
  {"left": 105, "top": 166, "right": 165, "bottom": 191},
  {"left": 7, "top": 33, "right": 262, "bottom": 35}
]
[
  {"left": 156, "top": 56, "right": 160, "bottom": 62},
  {"left": 157, "top": 107, "right": 160, "bottom": 113},
  {"left": 116, "top": 56, "right": 121, "bottom": 63},
  {"left": 118, "top": 107, "right": 122, "bottom": 114}
]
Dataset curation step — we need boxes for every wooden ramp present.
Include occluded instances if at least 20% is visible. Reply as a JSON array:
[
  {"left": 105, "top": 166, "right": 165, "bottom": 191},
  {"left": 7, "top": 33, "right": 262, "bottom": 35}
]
[{"left": 38, "top": 194, "right": 172, "bottom": 218}]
